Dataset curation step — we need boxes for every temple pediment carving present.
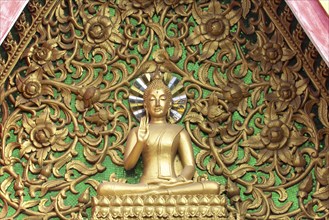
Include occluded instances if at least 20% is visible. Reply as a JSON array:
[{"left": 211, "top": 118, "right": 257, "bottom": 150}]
[{"left": 0, "top": 0, "right": 328, "bottom": 219}]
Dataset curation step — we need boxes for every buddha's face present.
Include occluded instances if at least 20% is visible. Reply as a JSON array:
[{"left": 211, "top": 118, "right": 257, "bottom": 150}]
[{"left": 145, "top": 88, "right": 171, "bottom": 118}]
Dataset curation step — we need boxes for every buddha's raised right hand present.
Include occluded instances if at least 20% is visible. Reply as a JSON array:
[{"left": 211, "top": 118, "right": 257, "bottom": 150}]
[{"left": 137, "top": 116, "right": 149, "bottom": 143}]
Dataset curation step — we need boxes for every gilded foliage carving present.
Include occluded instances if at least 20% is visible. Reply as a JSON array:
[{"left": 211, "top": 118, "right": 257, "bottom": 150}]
[{"left": 0, "top": 0, "right": 328, "bottom": 219}]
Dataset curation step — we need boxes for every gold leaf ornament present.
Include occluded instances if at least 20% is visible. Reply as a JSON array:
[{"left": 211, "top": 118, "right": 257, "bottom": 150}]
[
  {"left": 298, "top": 174, "right": 313, "bottom": 198},
  {"left": 19, "top": 108, "right": 70, "bottom": 165}
]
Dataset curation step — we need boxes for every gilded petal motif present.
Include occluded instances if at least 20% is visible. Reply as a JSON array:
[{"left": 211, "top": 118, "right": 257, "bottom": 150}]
[{"left": 186, "top": 0, "right": 241, "bottom": 60}]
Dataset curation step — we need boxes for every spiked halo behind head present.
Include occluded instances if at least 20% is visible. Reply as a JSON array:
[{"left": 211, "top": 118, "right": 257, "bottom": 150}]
[{"left": 129, "top": 71, "right": 187, "bottom": 123}]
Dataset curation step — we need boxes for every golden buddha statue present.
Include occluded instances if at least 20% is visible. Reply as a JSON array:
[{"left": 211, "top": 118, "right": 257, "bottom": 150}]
[{"left": 97, "top": 73, "right": 220, "bottom": 196}]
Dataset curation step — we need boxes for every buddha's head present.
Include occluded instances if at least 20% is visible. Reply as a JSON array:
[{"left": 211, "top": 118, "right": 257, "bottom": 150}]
[{"left": 143, "top": 74, "right": 172, "bottom": 119}]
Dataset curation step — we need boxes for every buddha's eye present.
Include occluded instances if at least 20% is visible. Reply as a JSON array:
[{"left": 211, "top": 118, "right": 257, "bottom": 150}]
[{"left": 160, "top": 95, "right": 166, "bottom": 100}]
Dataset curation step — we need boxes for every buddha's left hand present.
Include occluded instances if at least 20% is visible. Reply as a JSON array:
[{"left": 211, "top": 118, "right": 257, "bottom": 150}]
[{"left": 167, "top": 176, "right": 187, "bottom": 183}]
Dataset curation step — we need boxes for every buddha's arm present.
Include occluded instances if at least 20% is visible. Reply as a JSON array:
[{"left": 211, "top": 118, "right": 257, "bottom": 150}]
[
  {"left": 177, "top": 129, "right": 196, "bottom": 181},
  {"left": 124, "top": 128, "right": 144, "bottom": 170}
]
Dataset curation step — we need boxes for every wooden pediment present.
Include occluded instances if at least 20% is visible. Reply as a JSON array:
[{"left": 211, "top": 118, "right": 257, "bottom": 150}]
[{"left": 0, "top": 0, "right": 328, "bottom": 219}]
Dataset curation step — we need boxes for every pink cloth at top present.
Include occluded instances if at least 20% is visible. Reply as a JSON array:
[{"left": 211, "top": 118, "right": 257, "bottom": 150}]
[
  {"left": 0, "top": 0, "right": 28, "bottom": 45},
  {"left": 286, "top": 0, "right": 329, "bottom": 66}
]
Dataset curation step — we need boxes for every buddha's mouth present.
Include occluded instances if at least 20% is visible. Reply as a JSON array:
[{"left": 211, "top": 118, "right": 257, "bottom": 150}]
[{"left": 154, "top": 107, "right": 162, "bottom": 112}]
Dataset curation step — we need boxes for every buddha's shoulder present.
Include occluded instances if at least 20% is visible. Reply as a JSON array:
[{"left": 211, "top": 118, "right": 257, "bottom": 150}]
[
  {"left": 167, "top": 124, "right": 186, "bottom": 132},
  {"left": 131, "top": 127, "right": 139, "bottom": 133},
  {"left": 168, "top": 124, "right": 184, "bottom": 129}
]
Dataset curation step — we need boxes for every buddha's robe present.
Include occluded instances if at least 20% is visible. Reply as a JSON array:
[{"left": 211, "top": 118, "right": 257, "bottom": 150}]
[{"left": 97, "top": 124, "right": 220, "bottom": 196}]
